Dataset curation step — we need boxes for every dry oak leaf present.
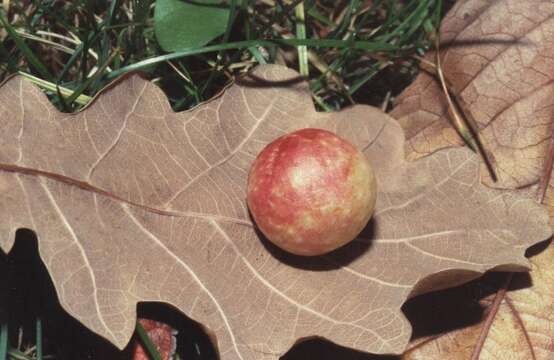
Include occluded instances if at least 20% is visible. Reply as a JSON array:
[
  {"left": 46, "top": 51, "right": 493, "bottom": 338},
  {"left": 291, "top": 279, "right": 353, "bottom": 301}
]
[
  {"left": 402, "top": 244, "right": 554, "bottom": 360},
  {"left": 389, "top": 0, "right": 554, "bottom": 358},
  {"left": 391, "top": 0, "right": 554, "bottom": 190},
  {"left": 0, "top": 65, "right": 551, "bottom": 359}
]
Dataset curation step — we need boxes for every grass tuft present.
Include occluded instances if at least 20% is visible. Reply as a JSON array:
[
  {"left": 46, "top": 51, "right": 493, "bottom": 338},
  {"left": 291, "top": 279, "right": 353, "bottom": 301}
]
[{"left": 0, "top": 0, "right": 445, "bottom": 112}]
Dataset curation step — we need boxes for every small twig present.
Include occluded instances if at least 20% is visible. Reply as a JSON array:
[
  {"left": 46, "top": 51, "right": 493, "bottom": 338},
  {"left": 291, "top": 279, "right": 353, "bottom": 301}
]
[
  {"left": 412, "top": 53, "right": 436, "bottom": 69},
  {"left": 166, "top": 60, "right": 192, "bottom": 83},
  {"left": 16, "top": 29, "right": 113, "bottom": 74},
  {"left": 23, "top": 345, "right": 35, "bottom": 355},
  {"left": 505, "top": 296, "right": 537, "bottom": 360},
  {"left": 333, "top": 2, "right": 350, "bottom": 27},
  {"left": 470, "top": 272, "right": 513, "bottom": 360},
  {"left": 15, "top": 30, "right": 74, "bottom": 54}
]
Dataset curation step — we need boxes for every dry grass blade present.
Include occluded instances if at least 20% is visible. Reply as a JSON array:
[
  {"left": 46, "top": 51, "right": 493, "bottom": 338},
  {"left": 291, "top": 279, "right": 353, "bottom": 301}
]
[
  {"left": 294, "top": 1, "right": 308, "bottom": 77},
  {"left": 262, "top": 17, "right": 353, "bottom": 104},
  {"left": 433, "top": 36, "right": 497, "bottom": 181},
  {"left": 504, "top": 296, "right": 537, "bottom": 360},
  {"left": 537, "top": 135, "right": 554, "bottom": 203}
]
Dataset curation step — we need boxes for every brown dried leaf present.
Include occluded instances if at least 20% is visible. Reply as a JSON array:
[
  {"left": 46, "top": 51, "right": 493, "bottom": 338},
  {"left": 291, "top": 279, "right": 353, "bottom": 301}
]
[
  {"left": 403, "top": 241, "right": 554, "bottom": 360},
  {"left": 391, "top": 0, "right": 554, "bottom": 189},
  {"left": 0, "top": 65, "right": 550, "bottom": 359},
  {"left": 390, "top": 0, "right": 554, "bottom": 358},
  {"left": 401, "top": 180, "right": 554, "bottom": 360}
]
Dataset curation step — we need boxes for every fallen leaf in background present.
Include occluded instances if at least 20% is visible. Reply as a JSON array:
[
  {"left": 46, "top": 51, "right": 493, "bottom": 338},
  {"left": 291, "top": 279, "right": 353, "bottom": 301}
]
[
  {"left": 391, "top": 0, "right": 554, "bottom": 358},
  {"left": 0, "top": 65, "right": 550, "bottom": 359},
  {"left": 402, "top": 242, "right": 554, "bottom": 360},
  {"left": 391, "top": 0, "right": 554, "bottom": 189}
]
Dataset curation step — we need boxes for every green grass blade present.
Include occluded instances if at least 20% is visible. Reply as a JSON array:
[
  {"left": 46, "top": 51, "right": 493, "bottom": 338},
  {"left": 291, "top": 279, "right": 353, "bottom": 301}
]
[
  {"left": 65, "top": 49, "right": 118, "bottom": 106},
  {"left": 376, "top": 0, "right": 431, "bottom": 44},
  {"left": 348, "top": 66, "right": 380, "bottom": 95},
  {"left": 432, "top": 0, "right": 443, "bottom": 29},
  {"left": 248, "top": 46, "right": 267, "bottom": 64},
  {"left": 57, "top": 38, "right": 89, "bottom": 83},
  {"left": 328, "top": 0, "right": 360, "bottom": 39},
  {"left": 0, "top": 0, "right": 442, "bottom": 114},
  {"left": 0, "top": 12, "right": 54, "bottom": 81},
  {"left": 35, "top": 318, "right": 42, "bottom": 360},
  {"left": 223, "top": 0, "right": 238, "bottom": 44},
  {"left": 0, "top": 322, "right": 7, "bottom": 360},
  {"left": 354, "top": 0, "right": 384, "bottom": 33},
  {"left": 0, "top": 42, "right": 17, "bottom": 72},
  {"left": 107, "top": 38, "right": 396, "bottom": 80},
  {"left": 135, "top": 321, "right": 162, "bottom": 360},
  {"left": 295, "top": 1, "right": 309, "bottom": 77},
  {"left": 199, "top": 0, "right": 239, "bottom": 96},
  {"left": 312, "top": 93, "right": 334, "bottom": 112},
  {"left": 306, "top": 6, "right": 334, "bottom": 27},
  {"left": 17, "top": 72, "right": 92, "bottom": 105}
]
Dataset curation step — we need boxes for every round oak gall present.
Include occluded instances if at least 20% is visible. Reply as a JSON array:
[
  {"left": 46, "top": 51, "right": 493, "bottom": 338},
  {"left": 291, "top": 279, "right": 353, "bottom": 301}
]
[{"left": 247, "top": 128, "right": 377, "bottom": 256}]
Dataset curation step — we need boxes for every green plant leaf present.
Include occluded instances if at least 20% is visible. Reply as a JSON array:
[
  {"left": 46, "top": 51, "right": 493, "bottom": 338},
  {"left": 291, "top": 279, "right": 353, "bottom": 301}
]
[{"left": 154, "top": 0, "right": 230, "bottom": 51}]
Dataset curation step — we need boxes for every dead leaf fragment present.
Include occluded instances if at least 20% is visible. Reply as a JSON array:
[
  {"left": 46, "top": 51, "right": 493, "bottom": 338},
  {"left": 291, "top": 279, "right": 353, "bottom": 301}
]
[
  {"left": 391, "top": 0, "right": 554, "bottom": 189},
  {"left": 403, "top": 244, "right": 554, "bottom": 360},
  {"left": 0, "top": 65, "right": 550, "bottom": 359},
  {"left": 390, "top": 0, "right": 554, "bottom": 358}
]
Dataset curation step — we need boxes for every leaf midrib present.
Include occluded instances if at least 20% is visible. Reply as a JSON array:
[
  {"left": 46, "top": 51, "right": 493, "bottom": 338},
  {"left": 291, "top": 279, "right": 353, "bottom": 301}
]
[{"left": 0, "top": 162, "right": 252, "bottom": 226}]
